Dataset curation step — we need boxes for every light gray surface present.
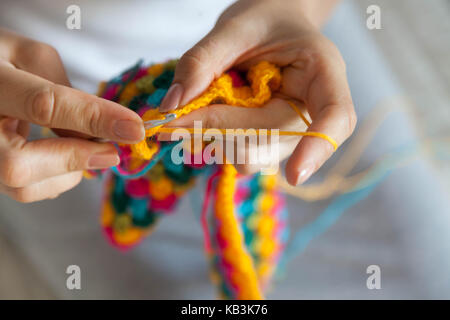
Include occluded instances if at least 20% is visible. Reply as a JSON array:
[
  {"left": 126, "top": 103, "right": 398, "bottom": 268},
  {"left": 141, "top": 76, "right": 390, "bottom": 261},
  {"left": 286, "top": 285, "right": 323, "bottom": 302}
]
[{"left": 1, "top": 1, "right": 450, "bottom": 299}]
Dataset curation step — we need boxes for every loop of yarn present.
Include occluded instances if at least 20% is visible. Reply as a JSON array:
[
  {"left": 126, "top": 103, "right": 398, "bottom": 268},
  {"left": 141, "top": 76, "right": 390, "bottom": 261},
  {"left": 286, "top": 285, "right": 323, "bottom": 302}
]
[
  {"left": 88, "top": 59, "right": 326, "bottom": 299},
  {"left": 132, "top": 60, "right": 281, "bottom": 159}
]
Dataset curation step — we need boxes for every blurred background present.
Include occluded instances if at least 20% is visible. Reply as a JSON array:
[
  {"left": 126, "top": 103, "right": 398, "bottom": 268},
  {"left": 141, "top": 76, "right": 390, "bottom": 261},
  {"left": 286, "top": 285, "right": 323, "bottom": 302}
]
[{"left": 0, "top": 0, "right": 449, "bottom": 299}]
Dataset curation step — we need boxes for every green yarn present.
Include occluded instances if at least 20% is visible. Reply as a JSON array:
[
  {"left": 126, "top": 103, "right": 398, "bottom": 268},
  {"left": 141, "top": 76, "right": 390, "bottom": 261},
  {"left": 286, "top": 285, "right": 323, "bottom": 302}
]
[
  {"left": 153, "top": 70, "right": 174, "bottom": 89},
  {"left": 112, "top": 191, "right": 129, "bottom": 214},
  {"left": 136, "top": 75, "right": 156, "bottom": 93},
  {"left": 112, "top": 176, "right": 129, "bottom": 213},
  {"left": 132, "top": 210, "right": 157, "bottom": 228},
  {"left": 146, "top": 88, "right": 168, "bottom": 106},
  {"left": 129, "top": 93, "right": 151, "bottom": 112},
  {"left": 165, "top": 59, "right": 178, "bottom": 71}
]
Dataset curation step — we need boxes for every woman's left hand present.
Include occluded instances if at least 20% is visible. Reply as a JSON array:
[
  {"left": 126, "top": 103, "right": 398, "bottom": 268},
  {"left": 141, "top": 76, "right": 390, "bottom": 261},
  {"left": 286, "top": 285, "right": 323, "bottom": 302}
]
[{"left": 159, "top": 0, "right": 356, "bottom": 186}]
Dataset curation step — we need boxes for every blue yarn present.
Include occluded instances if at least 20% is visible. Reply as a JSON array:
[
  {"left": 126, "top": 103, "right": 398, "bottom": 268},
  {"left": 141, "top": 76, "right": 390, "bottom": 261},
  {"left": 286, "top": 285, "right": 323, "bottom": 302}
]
[
  {"left": 238, "top": 200, "right": 255, "bottom": 217},
  {"left": 274, "top": 139, "right": 446, "bottom": 277},
  {"left": 146, "top": 88, "right": 168, "bottom": 106},
  {"left": 276, "top": 173, "right": 387, "bottom": 276},
  {"left": 111, "top": 141, "right": 181, "bottom": 179},
  {"left": 129, "top": 198, "right": 149, "bottom": 220}
]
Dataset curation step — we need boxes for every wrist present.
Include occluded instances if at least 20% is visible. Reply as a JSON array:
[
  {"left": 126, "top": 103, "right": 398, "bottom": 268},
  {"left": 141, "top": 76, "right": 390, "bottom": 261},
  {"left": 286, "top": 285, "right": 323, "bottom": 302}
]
[
  {"left": 254, "top": 0, "right": 339, "bottom": 28},
  {"left": 296, "top": 0, "right": 340, "bottom": 27}
]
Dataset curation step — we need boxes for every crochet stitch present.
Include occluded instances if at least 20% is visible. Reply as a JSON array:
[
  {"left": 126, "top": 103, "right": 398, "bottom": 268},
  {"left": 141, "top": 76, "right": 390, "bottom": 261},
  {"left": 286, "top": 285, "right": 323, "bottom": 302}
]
[{"left": 88, "top": 59, "right": 335, "bottom": 299}]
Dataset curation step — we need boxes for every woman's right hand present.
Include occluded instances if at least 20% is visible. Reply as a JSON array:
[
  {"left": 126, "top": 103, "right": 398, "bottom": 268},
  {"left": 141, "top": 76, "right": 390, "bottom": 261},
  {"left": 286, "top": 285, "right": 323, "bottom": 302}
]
[{"left": 0, "top": 29, "right": 145, "bottom": 203}]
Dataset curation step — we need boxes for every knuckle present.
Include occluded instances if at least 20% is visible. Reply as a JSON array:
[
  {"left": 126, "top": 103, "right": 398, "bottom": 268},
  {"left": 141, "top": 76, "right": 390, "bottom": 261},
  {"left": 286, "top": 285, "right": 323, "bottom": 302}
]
[
  {"left": 65, "top": 147, "right": 81, "bottom": 172},
  {"left": 180, "top": 44, "right": 211, "bottom": 72},
  {"left": 25, "top": 86, "right": 55, "bottom": 126},
  {"left": 85, "top": 102, "right": 102, "bottom": 137},
  {"left": 72, "top": 171, "right": 83, "bottom": 185},
  {"left": 28, "top": 42, "right": 59, "bottom": 62},
  {"left": 204, "top": 109, "right": 222, "bottom": 129},
  {"left": 47, "top": 192, "right": 62, "bottom": 200},
  {"left": 335, "top": 104, "right": 357, "bottom": 139},
  {"left": 347, "top": 107, "right": 358, "bottom": 134},
  {"left": 307, "top": 36, "right": 346, "bottom": 72},
  {"left": 16, "top": 41, "right": 60, "bottom": 67},
  {"left": 10, "top": 188, "right": 35, "bottom": 203},
  {"left": 0, "top": 153, "right": 31, "bottom": 188}
]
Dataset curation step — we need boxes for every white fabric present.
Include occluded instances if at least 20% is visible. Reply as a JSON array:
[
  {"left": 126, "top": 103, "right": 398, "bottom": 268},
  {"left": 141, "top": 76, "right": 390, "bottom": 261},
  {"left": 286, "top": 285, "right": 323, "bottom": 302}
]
[
  {"left": 0, "top": 0, "right": 234, "bottom": 92},
  {"left": 1, "top": 0, "right": 450, "bottom": 299}
]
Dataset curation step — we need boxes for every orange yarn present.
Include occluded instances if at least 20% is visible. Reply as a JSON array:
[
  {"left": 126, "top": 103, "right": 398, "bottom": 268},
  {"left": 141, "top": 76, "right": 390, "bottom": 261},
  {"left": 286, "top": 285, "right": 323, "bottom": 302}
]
[
  {"left": 102, "top": 60, "right": 338, "bottom": 299},
  {"left": 215, "top": 164, "right": 263, "bottom": 299},
  {"left": 132, "top": 61, "right": 282, "bottom": 159}
]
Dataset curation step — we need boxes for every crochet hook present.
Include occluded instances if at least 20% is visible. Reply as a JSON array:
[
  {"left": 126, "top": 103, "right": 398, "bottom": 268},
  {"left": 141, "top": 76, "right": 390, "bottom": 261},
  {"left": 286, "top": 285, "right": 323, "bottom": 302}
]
[{"left": 143, "top": 113, "right": 177, "bottom": 129}]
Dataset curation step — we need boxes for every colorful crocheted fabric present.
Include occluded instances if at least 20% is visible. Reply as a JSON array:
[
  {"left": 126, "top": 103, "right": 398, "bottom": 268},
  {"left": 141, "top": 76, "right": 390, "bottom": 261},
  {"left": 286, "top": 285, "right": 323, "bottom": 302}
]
[{"left": 88, "top": 59, "right": 289, "bottom": 300}]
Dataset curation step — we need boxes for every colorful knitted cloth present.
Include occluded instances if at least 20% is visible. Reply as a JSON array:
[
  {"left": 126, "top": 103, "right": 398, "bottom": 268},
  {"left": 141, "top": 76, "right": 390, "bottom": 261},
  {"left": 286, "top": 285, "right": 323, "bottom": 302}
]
[{"left": 88, "top": 60, "right": 291, "bottom": 299}]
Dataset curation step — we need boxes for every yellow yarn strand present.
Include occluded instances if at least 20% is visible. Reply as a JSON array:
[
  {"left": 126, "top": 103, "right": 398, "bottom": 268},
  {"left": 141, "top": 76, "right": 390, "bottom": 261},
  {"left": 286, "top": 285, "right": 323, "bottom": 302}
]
[
  {"left": 131, "top": 61, "right": 338, "bottom": 159},
  {"left": 157, "top": 127, "right": 338, "bottom": 151},
  {"left": 215, "top": 163, "right": 263, "bottom": 300},
  {"left": 287, "top": 100, "right": 311, "bottom": 127},
  {"left": 123, "top": 61, "right": 339, "bottom": 299}
]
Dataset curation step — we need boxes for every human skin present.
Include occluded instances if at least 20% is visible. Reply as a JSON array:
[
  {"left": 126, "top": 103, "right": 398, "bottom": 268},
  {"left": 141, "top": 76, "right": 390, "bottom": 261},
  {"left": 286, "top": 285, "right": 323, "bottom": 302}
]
[
  {"left": 0, "top": 29, "right": 145, "bottom": 202},
  {"left": 0, "top": 0, "right": 355, "bottom": 202},
  {"left": 160, "top": 0, "right": 357, "bottom": 186}
]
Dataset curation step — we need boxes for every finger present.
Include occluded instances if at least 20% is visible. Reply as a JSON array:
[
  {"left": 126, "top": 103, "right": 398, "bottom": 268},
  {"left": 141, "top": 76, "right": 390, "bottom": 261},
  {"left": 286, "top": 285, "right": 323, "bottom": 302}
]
[
  {"left": 277, "top": 39, "right": 357, "bottom": 185},
  {"left": 17, "top": 120, "right": 30, "bottom": 138},
  {"left": 159, "top": 16, "right": 266, "bottom": 112},
  {"left": 160, "top": 99, "right": 304, "bottom": 176},
  {"left": 0, "top": 28, "right": 71, "bottom": 86},
  {"left": 0, "top": 63, "right": 145, "bottom": 143},
  {"left": 12, "top": 41, "right": 71, "bottom": 86},
  {"left": 158, "top": 105, "right": 259, "bottom": 142},
  {"left": 285, "top": 101, "right": 357, "bottom": 186},
  {"left": 10, "top": 37, "right": 91, "bottom": 139},
  {"left": 164, "top": 98, "right": 303, "bottom": 131},
  {"left": 0, "top": 118, "right": 119, "bottom": 188},
  {"left": 14, "top": 44, "right": 90, "bottom": 139},
  {"left": 0, "top": 171, "right": 83, "bottom": 203},
  {"left": 5, "top": 35, "right": 89, "bottom": 139}
]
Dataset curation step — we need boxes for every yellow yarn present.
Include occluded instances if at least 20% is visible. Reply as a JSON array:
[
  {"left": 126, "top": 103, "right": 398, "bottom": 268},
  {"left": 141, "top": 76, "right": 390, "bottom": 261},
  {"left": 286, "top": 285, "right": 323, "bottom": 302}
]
[
  {"left": 120, "top": 82, "right": 140, "bottom": 102},
  {"left": 149, "top": 176, "right": 173, "bottom": 200},
  {"left": 114, "top": 227, "right": 145, "bottom": 245},
  {"left": 215, "top": 163, "right": 263, "bottom": 300},
  {"left": 132, "top": 61, "right": 282, "bottom": 159},
  {"left": 99, "top": 60, "right": 341, "bottom": 299},
  {"left": 131, "top": 61, "right": 338, "bottom": 159},
  {"left": 147, "top": 63, "right": 165, "bottom": 77},
  {"left": 101, "top": 200, "right": 115, "bottom": 227}
]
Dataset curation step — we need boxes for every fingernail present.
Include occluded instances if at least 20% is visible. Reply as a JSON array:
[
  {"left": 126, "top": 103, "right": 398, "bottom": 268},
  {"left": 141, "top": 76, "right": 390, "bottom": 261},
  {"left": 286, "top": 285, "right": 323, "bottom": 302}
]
[
  {"left": 88, "top": 151, "right": 120, "bottom": 169},
  {"left": 112, "top": 120, "right": 145, "bottom": 142},
  {"left": 159, "top": 83, "right": 183, "bottom": 112},
  {"left": 295, "top": 163, "right": 315, "bottom": 185}
]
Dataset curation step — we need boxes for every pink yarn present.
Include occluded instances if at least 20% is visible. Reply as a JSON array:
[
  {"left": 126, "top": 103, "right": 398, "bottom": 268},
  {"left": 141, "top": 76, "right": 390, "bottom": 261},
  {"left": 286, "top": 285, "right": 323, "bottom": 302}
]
[
  {"left": 133, "top": 68, "right": 149, "bottom": 81},
  {"left": 150, "top": 193, "right": 177, "bottom": 212},
  {"left": 228, "top": 70, "right": 246, "bottom": 87},
  {"left": 125, "top": 178, "right": 150, "bottom": 198},
  {"left": 102, "top": 83, "right": 119, "bottom": 100},
  {"left": 234, "top": 187, "right": 249, "bottom": 204}
]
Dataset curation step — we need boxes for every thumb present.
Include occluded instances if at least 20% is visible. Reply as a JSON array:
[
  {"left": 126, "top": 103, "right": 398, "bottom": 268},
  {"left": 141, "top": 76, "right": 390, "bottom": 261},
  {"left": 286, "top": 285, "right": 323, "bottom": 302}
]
[{"left": 158, "top": 19, "right": 261, "bottom": 112}]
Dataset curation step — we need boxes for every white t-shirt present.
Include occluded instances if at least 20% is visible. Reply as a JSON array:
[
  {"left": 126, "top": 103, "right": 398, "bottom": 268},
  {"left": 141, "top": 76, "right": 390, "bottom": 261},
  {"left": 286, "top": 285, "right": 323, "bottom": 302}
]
[
  {"left": 2, "top": 0, "right": 450, "bottom": 299},
  {"left": 0, "top": 0, "right": 238, "bottom": 299},
  {"left": 0, "top": 0, "right": 234, "bottom": 91}
]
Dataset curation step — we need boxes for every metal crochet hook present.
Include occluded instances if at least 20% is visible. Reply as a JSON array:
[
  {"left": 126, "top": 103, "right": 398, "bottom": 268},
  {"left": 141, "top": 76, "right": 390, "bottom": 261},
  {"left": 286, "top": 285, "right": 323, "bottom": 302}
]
[{"left": 144, "top": 113, "right": 177, "bottom": 129}]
